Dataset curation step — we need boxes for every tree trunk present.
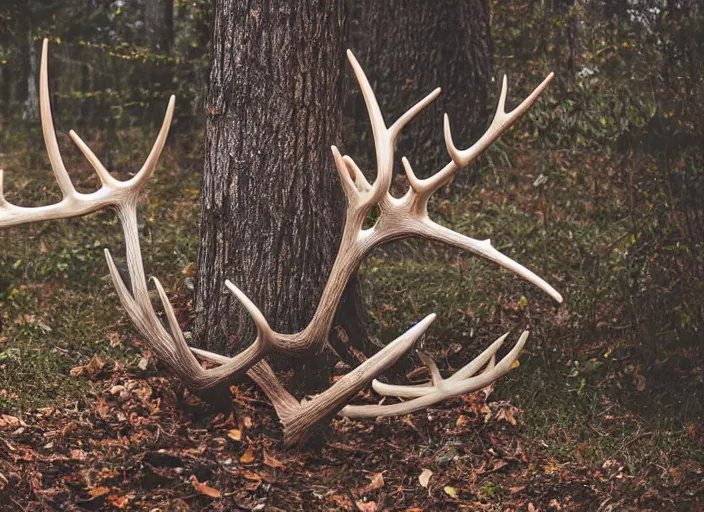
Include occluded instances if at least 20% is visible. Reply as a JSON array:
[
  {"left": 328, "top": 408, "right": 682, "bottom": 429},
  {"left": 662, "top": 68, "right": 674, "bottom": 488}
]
[
  {"left": 24, "top": 27, "right": 38, "bottom": 121},
  {"left": 144, "top": 0, "right": 173, "bottom": 54},
  {"left": 194, "top": 0, "right": 371, "bottom": 390},
  {"left": 349, "top": 0, "right": 493, "bottom": 187}
]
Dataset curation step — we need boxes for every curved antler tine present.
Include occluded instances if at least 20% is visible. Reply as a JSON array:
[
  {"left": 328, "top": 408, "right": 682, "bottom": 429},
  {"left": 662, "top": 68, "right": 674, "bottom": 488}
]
[
  {"left": 342, "top": 331, "right": 530, "bottom": 419},
  {"left": 445, "top": 73, "right": 554, "bottom": 169},
  {"left": 418, "top": 352, "right": 443, "bottom": 386},
  {"left": 69, "top": 130, "right": 118, "bottom": 188},
  {"left": 151, "top": 277, "right": 188, "bottom": 346},
  {"left": 0, "top": 170, "right": 5, "bottom": 204},
  {"left": 224, "top": 279, "right": 275, "bottom": 347},
  {"left": 448, "top": 332, "right": 509, "bottom": 382},
  {"left": 373, "top": 332, "right": 510, "bottom": 399},
  {"left": 389, "top": 87, "right": 441, "bottom": 140},
  {"left": 346, "top": 50, "right": 387, "bottom": 140},
  {"left": 129, "top": 95, "right": 176, "bottom": 189},
  {"left": 423, "top": 218, "right": 563, "bottom": 303},
  {"left": 39, "top": 38, "right": 75, "bottom": 199},
  {"left": 331, "top": 145, "right": 358, "bottom": 200},
  {"left": 343, "top": 155, "right": 371, "bottom": 193}
]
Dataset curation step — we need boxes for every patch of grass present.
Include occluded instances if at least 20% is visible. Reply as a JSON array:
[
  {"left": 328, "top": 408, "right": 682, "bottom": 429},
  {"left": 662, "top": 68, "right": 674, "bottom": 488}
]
[{"left": 0, "top": 132, "right": 201, "bottom": 412}]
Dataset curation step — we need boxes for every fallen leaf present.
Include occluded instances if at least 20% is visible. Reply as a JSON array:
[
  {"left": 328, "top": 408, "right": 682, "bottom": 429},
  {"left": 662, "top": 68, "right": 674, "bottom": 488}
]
[
  {"left": 227, "top": 429, "right": 242, "bottom": 441},
  {"left": 190, "top": 476, "right": 221, "bottom": 499},
  {"left": 328, "top": 494, "right": 353, "bottom": 510},
  {"left": 88, "top": 487, "right": 110, "bottom": 498},
  {"left": 444, "top": 486, "right": 458, "bottom": 498},
  {"left": 241, "top": 470, "right": 261, "bottom": 482},
  {"left": 355, "top": 500, "right": 377, "bottom": 512},
  {"left": 511, "top": 359, "right": 520, "bottom": 369},
  {"left": 240, "top": 450, "right": 255, "bottom": 463},
  {"left": 456, "top": 414, "right": 469, "bottom": 427},
  {"left": 509, "top": 485, "right": 526, "bottom": 494},
  {"left": 107, "top": 494, "right": 131, "bottom": 509},
  {"left": 419, "top": 468, "right": 433, "bottom": 488},
  {"left": 71, "top": 449, "right": 87, "bottom": 461},
  {"left": 264, "top": 450, "right": 285, "bottom": 469},
  {"left": 0, "top": 414, "right": 20, "bottom": 429},
  {"left": 366, "top": 472, "right": 384, "bottom": 492},
  {"left": 496, "top": 405, "right": 519, "bottom": 426},
  {"left": 70, "top": 354, "right": 105, "bottom": 378}
]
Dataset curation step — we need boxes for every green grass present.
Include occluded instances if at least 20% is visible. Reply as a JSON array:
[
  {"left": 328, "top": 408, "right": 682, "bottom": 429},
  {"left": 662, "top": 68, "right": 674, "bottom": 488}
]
[{"left": 1, "top": 121, "right": 702, "bottom": 492}]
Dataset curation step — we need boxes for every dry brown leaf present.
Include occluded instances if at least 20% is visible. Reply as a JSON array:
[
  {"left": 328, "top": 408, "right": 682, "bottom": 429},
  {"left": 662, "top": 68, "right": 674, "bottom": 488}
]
[
  {"left": 88, "top": 486, "right": 110, "bottom": 498},
  {"left": 107, "top": 494, "right": 131, "bottom": 509},
  {"left": 366, "top": 472, "right": 384, "bottom": 491},
  {"left": 418, "top": 468, "right": 433, "bottom": 488},
  {"left": 264, "top": 450, "right": 285, "bottom": 469},
  {"left": 328, "top": 494, "right": 353, "bottom": 510},
  {"left": 456, "top": 414, "right": 469, "bottom": 427},
  {"left": 241, "top": 470, "right": 261, "bottom": 482},
  {"left": 70, "top": 449, "right": 87, "bottom": 461},
  {"left": 227, "top": 429, "right": 242, "bottom": 441},
  {"left": 355, "top": 500, "right": 377, "bottom": 512},
  {"left": 239, "top": 449, "right": 255, "bottom": 464},
  {"left": 496, "top": 406, "right": 519, "bottom": 426},
  {"left": 70, "top": 354, "right": 105, "bottom": 378},
  {"left": 0, "top": 414, "right": 20, "bottom": 429},
  {"left": 190, "top": 475, "right": 221, "bottom": 499}
]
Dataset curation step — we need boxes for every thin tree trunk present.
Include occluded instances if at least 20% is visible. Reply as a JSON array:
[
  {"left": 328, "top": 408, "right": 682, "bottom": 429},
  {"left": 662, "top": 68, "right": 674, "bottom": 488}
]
[
  {"left": 24, "top": 28, "right": 38, "bottom": 121},
  {"left": 194, "top": 0, "right": 371, "bottom": 390},
  {"left": 349, "top": 0, "right": 493, "bottom": 187},
  {"left": 145, "top": 0, "right": 173, "bottom": 54}
]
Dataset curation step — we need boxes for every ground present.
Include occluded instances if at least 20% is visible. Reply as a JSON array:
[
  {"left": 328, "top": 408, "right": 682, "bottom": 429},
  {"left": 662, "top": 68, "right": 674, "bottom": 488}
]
[{"left": 1, "top": 127, "right": 702, "bottom": 510}]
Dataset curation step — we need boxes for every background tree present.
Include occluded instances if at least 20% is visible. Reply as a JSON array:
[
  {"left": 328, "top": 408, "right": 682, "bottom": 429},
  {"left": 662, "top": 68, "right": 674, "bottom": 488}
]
[
  {"left": 193, "top": 0, "right": 371, "bottom": 387},
  {"left": 145, "top": 0, "right": 174, "bottom": 54}
]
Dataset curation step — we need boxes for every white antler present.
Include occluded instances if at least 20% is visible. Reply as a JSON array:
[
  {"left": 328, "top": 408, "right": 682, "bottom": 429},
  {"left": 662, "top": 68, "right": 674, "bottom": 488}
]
[
  {"left": 3, "top": 41, "right": 561, "bottom": 447},
  {"left": 191, "top": 52, "right": 560, "bottom": 444},
  {"left": 0, "top": 40, "right": 175, "bottom": 229}
]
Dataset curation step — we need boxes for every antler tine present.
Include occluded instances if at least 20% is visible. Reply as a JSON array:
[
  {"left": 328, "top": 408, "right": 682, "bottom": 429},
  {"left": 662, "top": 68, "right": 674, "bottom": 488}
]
[
  {"left": 421, "top": 218, "right": 563, "bottom": 303},
  {"left": 339, "top": 331, "right": 529, "bottom": 419},
  {"left": 346, "top": 51, "right": 441, "bottom": 209},
  {"left": 224, "top": 279, "right": 275, "bottom": 350},
  {"left": 129, "top": 95, "right": 176, "bottom": 189},
  {"left": 372, "top": 331, "right": 509, "bottom": 398},
  {"left": 39, "top": 38, "right": 75, "bottom": 199},
  {"left": 445, "top": 72, "right": 554, "bottom": 169}
]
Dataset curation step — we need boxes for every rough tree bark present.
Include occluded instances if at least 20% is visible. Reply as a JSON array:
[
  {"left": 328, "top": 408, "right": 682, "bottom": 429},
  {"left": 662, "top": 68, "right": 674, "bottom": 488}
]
[
  {"left": 194, "top": 0, "right": 371, "bottom": 389},
  {"left": 350, "top": 0, "right": 493, "bottom": 186}
]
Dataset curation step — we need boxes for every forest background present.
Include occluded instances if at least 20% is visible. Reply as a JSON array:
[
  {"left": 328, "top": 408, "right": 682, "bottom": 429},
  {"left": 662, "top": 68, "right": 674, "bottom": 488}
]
[{"left": 0, "top": 1, "right": 702, "bottom": 510}]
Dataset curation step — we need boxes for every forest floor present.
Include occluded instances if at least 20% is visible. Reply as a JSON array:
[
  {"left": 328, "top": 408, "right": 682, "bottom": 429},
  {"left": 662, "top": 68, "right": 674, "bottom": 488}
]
[{"left": 1, "top": 131, "right": 702, "bottom": 511}]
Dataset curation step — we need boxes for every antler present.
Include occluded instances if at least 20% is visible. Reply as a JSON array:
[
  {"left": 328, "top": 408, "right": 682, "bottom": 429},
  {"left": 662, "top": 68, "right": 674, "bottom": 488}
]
[
  {"left": 4, "top": 41, "right": 561, "bottom": 447},
  {"left": 189, "top": 52, "right": 561, "bottom": 444},
  {"left": 0, "top": 40, "right": 174, "bottom": 229},
  {"left": 110, "top": 51, "right": 560, "bottom": 399}
]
